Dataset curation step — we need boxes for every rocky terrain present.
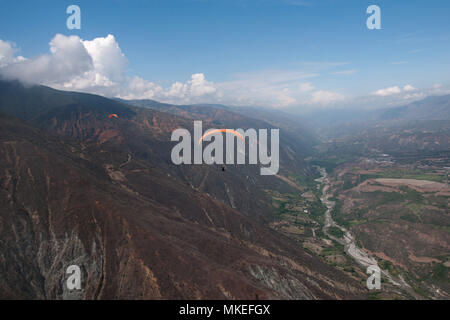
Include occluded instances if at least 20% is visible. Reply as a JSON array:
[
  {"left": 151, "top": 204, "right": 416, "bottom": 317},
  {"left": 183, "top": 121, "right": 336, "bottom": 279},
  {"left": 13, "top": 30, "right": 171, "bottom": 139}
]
[{"left": 327, "top": 160, "right": 449, "bottom": 299}]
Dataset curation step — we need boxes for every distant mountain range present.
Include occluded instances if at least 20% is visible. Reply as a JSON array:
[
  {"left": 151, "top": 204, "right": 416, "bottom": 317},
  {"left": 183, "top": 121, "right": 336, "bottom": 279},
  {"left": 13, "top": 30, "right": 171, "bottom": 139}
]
[
  {"left": 301, "top": 94, "right": 450, "bottom": 130},
  {"left": 378, "top": 95, "right": 450, "bottom": 121}
]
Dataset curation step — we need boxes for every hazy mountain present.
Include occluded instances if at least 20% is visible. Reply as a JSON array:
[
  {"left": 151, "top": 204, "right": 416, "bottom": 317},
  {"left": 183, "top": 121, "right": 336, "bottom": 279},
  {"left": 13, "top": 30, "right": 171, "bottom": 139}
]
[{"left": 378, "top": 95, "right": 450, "bottom": 121}]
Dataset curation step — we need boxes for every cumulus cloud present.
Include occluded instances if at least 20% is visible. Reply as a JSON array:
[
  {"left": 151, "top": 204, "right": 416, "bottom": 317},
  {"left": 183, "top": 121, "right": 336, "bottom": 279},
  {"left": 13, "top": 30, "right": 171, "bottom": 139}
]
[
  {"left": 374, "top": 86, "right": 402, "bottom": 96},
  {"left": 119, "top": 76, "right": 163, "bottom": 100},
  {"left": 403, "top": 92, "right": 425, "bottom": 100},
  {"left": 118, "top": 73, "right": 217, "bottom": 104},
  {"left": 0, "top": 34, "right": 220, "bottom": 104},
  {"left": 1, "top": 34, "right": 93, "bottom": 84},
  {"left": 82, "top": 34, "right": 128, "bottom": 85},
  {"left": 168, "top": 73, "right": 216, "bottom": 99},
  {"left": 0, "top": 40, "right": 26, "bottom": 67},
  {"left": 55, "top": 34, "right": 129, "bottom": 93},
  {"left": 373, "top": 84, "right": 417, "bottom": 96},
  {"left": 403, "top": 84, "right": 417, "bottom": 92},
  {"left": 0, "top": 34, "right": 132, "bottom": 97}
]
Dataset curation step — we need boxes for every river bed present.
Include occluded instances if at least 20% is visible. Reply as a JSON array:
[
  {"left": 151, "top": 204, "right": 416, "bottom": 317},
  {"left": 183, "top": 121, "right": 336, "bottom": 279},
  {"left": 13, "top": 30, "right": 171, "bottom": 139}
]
[{"left": 314, "top": 166, "right": 414, "bottom": 292}]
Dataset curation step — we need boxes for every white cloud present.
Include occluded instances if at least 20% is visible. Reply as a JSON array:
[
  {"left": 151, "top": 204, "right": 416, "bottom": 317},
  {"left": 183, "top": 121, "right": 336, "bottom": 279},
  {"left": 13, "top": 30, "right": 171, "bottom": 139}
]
[
  {"left": 82, "top": 34, "right": 128, "bottom": 84},
  {"left": 373, "top": 84, "right": 417, "bottom": 96},
  {"left": 310, "top": 90, "right": 345, "bottom": 105},
  {"left": 374, "top": 86, "right": 402, "bottom": 96},
  {"left": 119, "top": 76, "right": 163, "bottom": 100},
  {"left": 169, "top": 73, "right": 216, "bottom": 98},
  {"left": 118, "top": 73, "right": 217, "bottom": 103},
  {"left": 0, "top": 40, "right": 26, "bottom": 67},
  {"left": 55, "top": 34, "right": 129, "bottom": 93},
  {"left": 0, "top": 34, "right": 221, "bottom": 104},
  {"left": 1, "top": 34, "right": 93, "bottom": 84},
  {"left": 403, "top": 92, "right": 425, "bottom": 100},
  {"left": 403, "top": 84, "right": 416, "bottom": 92}
]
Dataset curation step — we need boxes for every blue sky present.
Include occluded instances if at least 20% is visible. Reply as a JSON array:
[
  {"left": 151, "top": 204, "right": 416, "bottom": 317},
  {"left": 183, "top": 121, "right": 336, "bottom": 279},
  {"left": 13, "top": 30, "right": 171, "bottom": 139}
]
[{"left": 0, "top": 0, "right": 449, "bottom": 110}]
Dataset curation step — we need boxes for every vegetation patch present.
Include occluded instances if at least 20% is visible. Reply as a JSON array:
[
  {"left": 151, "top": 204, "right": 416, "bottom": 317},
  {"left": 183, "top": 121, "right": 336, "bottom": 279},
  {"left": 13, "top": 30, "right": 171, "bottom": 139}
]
[
  {"left": 360, "top": 169, "right": 444, "bottom": 183},
  {"left": 328, "top": 226, "right": 345, "bottom": 238}
]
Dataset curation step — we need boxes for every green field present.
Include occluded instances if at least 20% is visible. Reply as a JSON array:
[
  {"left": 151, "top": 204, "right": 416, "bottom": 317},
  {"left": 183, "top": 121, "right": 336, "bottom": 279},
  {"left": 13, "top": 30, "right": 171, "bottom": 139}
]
[{"left": 360, "top": 169, "right": 445, "bottom": 183}]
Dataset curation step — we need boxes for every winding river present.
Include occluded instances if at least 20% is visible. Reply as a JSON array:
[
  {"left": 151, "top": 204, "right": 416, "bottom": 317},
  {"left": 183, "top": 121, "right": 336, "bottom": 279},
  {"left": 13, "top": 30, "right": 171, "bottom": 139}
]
[{"left": 314, "top": 166, "right": 416, "bottom": 294}]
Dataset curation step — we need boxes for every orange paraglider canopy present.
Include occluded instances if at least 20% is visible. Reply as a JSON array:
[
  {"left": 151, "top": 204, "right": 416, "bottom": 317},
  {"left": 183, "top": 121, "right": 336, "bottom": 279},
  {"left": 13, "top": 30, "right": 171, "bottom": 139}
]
[
  {"left": 198, "top": 129, "right": 244, "bottom": 145},
  {"left": 108, "top": 113, "right": 119, "bottom": 119}
]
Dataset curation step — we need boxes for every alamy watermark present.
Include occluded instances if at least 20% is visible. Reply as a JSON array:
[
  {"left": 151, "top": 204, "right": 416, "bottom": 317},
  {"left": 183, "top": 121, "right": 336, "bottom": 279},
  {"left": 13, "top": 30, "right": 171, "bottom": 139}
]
[
  {"left": 366, "top": 265, "right": 381, "bottom": 290},
  {"left": 66, "top": 5, "right": 81, "bottom": 30},
  {"left": 66, "top": 265, "right": 81, "bottom": 290},
  {"left": 171, "top": 121, "right": 279, "bottom": 175},
  {"left": 366, "top": 5, "right": 381, "bottom": 30}
]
